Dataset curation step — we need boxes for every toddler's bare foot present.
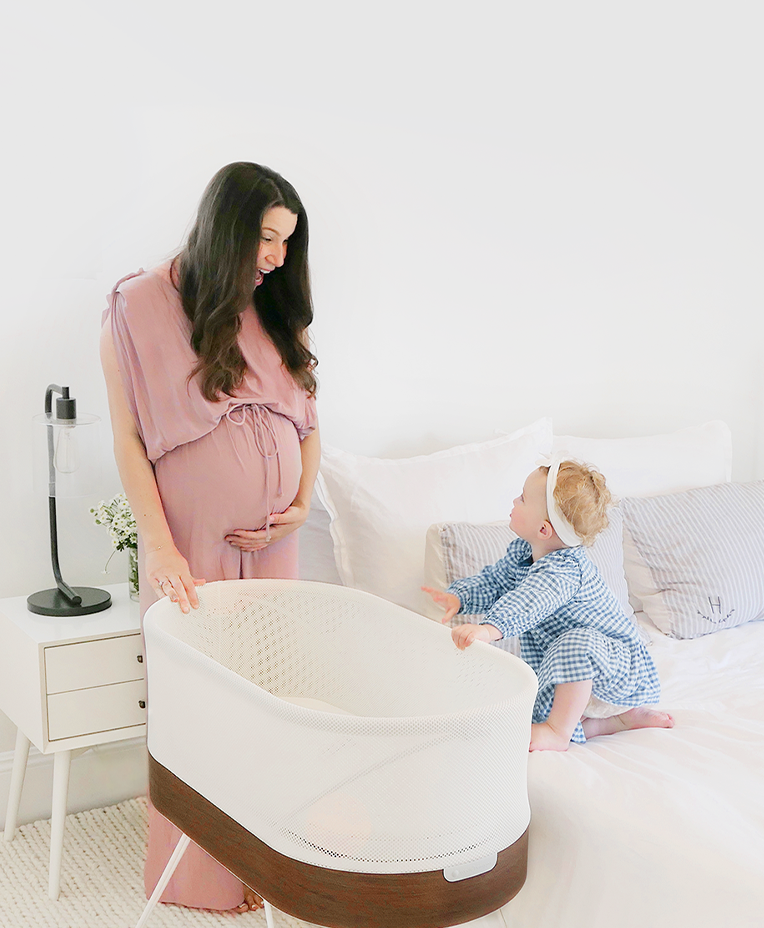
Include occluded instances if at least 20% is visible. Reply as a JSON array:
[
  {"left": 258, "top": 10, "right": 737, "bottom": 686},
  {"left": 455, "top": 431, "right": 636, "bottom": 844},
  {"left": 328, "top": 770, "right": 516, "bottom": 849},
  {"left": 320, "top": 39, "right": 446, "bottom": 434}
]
[
  {"left": 236, "top": 884, "right": 264, "bottom": 912},
  {"left": 615, "top": 706, "right": 674, "bottom": 732},
  {"left": 582, "top": 706, "right": 674, "bottom": 739},
  {"left": 529, "top": 721, "right": 571, "bottom": 752}
]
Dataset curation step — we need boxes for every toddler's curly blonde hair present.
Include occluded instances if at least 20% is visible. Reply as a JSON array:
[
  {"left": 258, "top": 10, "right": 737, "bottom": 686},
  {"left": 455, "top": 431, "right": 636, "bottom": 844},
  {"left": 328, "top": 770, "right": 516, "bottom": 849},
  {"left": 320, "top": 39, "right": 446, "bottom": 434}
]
[{"left": 539, "top": 460, "right": 612, "bottom": 546}]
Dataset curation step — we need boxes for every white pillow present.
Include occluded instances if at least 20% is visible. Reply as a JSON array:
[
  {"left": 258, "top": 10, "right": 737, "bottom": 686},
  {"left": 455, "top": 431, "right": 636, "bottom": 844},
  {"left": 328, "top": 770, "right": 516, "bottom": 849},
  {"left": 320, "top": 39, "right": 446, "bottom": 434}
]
[
  {"left": 621, "top": 482, "right": 764, "bottom": 639},
  {"left": 315, "top": 418, "right": 553, "bottom": 614},
  {"left": 551, "top": 421, "right": 732, "bottom": 499},
  {"left": 423, "top": 508, "right": 636, "bottom": 645},
  {"left": 299, "top": 491, "right": 342, "bottom": 585}
]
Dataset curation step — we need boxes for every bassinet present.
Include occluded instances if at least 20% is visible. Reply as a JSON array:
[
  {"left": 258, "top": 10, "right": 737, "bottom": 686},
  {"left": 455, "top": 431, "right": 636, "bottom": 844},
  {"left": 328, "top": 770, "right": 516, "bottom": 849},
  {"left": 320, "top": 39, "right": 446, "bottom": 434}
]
[{"left": 138, "top": 579, "right": 537, "bottom": 928}]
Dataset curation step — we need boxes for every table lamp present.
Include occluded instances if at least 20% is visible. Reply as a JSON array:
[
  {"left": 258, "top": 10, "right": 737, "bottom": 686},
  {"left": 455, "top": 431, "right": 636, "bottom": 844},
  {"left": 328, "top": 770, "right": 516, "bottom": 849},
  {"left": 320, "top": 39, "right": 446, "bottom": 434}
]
[{"left": 27, "top": 384, "right": 112, "bottom": 616}]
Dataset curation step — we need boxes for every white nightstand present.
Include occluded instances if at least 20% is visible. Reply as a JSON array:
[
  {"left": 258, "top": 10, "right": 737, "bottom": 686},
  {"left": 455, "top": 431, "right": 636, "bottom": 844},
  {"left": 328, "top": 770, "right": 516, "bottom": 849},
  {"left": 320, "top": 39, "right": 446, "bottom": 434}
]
[{"left": 0, "top": 583, "right": 146, "bottom": 900}]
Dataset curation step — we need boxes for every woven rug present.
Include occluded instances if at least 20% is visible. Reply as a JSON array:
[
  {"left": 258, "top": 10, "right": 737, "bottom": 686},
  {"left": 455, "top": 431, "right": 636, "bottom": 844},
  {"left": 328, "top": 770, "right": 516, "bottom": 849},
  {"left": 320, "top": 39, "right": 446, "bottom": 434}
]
[{"left": 0, "top": 797, "right": 313, "bottom": 928}]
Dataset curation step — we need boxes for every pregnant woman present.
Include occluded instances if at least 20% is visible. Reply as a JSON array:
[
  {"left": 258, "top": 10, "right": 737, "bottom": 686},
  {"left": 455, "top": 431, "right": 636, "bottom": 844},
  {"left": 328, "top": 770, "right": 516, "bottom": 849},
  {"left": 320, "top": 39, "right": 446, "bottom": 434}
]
[{"left": 100, "top": 162, "right": 319, "bottom": 912}]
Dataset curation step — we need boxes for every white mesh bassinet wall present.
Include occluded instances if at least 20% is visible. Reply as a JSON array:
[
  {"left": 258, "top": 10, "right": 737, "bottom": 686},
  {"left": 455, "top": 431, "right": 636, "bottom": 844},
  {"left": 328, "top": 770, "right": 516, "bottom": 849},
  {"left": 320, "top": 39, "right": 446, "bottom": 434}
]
[{"left": 144, "top": 579, "right": 537, "bottom": 928}]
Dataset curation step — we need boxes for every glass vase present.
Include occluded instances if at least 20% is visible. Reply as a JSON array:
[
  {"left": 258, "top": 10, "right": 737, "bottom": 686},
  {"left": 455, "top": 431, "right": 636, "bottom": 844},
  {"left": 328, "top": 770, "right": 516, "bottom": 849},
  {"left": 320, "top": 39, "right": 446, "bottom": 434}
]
[{"left": 128, "top": 547, "right": 139, "bottom": 601}]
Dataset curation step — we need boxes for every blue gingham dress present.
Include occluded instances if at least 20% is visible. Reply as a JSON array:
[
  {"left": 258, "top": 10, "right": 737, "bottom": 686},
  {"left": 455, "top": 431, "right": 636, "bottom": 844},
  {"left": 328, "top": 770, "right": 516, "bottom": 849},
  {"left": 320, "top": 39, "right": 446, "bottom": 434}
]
[{"left": 447, "top": 539, "right": 660, "bottom": 743}]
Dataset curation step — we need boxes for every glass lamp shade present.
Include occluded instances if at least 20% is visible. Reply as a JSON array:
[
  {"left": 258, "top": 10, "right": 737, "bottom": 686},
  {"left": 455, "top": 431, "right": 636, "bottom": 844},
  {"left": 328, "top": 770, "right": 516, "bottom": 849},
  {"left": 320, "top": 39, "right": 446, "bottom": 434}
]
[{"left": 32, "top": 411, "right": 102, "bottom": 498}]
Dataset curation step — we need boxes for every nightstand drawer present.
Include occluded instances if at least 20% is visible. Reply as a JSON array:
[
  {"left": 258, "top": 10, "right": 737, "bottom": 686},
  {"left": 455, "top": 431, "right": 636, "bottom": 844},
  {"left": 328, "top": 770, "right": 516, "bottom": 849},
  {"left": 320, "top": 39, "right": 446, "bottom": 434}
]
[
  {"left": 47, "top": 679, "right": 147, "bottom": 741},
  {"left": 45, "top": 635, "right": 144, "bottom": 694}
]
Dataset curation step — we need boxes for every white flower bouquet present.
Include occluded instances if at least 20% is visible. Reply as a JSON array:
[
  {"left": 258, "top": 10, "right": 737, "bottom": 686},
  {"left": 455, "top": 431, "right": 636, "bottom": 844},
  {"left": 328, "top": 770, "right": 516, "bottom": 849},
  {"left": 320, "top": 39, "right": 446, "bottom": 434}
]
[{"left": 91, "top": 493, "right": 139, "bottom": 598}]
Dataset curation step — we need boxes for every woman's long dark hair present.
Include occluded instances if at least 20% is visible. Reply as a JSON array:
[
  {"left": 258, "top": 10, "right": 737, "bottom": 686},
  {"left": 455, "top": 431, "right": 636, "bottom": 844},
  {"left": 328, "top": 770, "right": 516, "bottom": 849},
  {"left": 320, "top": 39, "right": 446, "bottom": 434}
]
[{"left": 175, "top": 162, "right": 317, "bottom": 401}]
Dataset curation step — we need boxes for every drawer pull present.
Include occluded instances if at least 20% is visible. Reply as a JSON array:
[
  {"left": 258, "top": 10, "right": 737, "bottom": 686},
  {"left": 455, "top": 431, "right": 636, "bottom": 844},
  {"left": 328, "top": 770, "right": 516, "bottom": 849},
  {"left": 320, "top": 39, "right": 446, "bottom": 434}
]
[{"left": 138, "top": 700, "right": 146, "bottom": 709}]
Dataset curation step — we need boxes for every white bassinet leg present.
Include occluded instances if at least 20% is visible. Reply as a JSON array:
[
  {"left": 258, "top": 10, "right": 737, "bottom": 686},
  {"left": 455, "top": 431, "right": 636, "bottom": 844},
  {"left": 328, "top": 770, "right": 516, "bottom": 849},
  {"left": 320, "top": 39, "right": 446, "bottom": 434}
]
[
  {"left": 264, "top": 899, "right": 276, "bottom": 928},
  {"left": 134, "top": 832, "right": 191, "bottom": 928}
]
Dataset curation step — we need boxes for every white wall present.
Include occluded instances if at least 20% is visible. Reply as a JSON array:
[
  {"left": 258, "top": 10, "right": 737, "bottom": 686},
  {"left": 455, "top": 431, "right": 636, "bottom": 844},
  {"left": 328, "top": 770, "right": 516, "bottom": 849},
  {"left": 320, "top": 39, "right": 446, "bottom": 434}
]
[{"left": 1, "top": 2, "right": 762, "bottom": 810}]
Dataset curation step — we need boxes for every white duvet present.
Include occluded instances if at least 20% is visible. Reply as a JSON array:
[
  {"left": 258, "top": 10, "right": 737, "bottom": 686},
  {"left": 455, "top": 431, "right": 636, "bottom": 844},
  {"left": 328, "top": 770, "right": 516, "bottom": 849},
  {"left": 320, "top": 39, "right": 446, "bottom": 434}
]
[{"left": 500, "top": 617, "right": 764, "bottom": 928}]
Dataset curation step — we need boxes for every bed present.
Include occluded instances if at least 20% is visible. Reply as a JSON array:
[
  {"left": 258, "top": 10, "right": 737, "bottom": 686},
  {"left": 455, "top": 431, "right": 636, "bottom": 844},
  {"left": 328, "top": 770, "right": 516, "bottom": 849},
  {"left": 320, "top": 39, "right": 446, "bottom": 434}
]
[{"left": 301, "top": 418, "right": 764, "bottom": 928}]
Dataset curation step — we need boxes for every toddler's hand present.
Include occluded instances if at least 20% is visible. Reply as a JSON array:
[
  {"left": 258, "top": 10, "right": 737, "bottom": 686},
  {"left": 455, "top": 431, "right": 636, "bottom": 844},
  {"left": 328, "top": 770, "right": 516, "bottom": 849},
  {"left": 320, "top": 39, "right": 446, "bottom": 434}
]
[
  {"left": 421, "top": 586, "right": 461, "bottom": 624},
  {"left": 451, "top": 623, "right": 496, "bottom": 650}
]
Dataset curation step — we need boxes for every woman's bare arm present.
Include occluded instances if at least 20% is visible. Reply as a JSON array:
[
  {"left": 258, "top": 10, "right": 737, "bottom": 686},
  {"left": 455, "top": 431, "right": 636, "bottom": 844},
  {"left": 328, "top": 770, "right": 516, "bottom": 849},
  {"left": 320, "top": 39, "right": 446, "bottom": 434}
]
[
  {"left": 293, "top": 426, "right": 321, "bottom": 510},
  {"left": 99, "top": 323, "right": 204, "bottom": 612}
]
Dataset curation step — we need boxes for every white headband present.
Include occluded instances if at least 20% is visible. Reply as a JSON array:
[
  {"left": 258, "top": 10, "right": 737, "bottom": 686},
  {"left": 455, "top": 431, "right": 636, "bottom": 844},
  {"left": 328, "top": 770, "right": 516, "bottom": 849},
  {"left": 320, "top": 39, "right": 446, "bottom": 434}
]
[{"left": 536, "top": 453, "right": 584, "bottom": 548}]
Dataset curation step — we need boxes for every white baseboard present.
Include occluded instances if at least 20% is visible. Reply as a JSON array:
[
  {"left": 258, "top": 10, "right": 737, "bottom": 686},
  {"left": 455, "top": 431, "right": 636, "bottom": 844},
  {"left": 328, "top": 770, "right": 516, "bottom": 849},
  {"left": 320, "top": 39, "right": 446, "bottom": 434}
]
[{"left": 0, "top": 737, "right": 148, "bottom": 830}]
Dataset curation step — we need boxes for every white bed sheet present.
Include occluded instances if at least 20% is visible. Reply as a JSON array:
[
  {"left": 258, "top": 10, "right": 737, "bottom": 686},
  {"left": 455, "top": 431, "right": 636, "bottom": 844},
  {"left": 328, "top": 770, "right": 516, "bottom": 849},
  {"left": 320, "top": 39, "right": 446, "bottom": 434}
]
[{"left": 501, "top": 617, "right": 764, "bottom": 928}]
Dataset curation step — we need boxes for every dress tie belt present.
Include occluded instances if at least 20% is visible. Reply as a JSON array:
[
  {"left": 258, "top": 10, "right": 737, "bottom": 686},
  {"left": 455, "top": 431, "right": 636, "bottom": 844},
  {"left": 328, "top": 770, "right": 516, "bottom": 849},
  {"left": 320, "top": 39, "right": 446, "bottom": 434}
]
[{"left": 225, "top": 404, "right": 283, "bottom": 542}]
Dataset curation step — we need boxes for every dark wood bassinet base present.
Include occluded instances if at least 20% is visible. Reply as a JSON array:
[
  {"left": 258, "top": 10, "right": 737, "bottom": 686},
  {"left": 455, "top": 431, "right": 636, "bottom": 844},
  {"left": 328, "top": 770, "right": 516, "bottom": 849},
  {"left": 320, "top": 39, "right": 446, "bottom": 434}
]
[{"left": 149, "top": 754, "right": 529, "bottom": 928}]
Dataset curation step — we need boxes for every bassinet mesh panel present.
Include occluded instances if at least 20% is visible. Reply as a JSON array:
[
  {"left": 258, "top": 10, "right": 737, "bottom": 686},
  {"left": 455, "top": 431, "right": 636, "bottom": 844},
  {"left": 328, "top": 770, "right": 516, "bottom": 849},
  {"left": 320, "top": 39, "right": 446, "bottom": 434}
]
[{"left": 144, "top": 579, "right": 536, "bottom": 874}]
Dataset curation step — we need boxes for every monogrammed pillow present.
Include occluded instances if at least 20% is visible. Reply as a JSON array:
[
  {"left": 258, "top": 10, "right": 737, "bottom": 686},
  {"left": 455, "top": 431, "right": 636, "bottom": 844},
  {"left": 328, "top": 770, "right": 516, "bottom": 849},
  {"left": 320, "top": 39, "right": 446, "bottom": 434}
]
[{"left": 621, "top": 481, "right": 764, "bottom": 639}]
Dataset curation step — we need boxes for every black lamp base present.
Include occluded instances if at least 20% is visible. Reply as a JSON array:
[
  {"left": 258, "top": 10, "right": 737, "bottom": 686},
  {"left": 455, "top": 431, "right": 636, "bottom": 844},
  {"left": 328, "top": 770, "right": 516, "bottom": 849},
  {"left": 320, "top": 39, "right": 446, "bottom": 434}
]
[{"left": 27, "top": 587, "right": 112, "bottom": 616}]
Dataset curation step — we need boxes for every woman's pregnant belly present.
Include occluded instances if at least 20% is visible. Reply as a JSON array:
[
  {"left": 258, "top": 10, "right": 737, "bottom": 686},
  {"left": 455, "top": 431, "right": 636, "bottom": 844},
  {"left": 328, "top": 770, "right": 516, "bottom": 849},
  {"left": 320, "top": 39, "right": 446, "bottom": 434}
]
[{"left": 153, "top": 406, "right": 302, "bottom": 575}]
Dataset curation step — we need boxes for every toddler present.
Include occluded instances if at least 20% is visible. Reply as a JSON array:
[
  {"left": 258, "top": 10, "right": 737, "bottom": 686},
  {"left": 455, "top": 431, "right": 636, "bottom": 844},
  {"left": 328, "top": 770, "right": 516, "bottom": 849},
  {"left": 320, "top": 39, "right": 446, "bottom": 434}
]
[{"left": 423, "top": 456, "right": 674, "bottom": 751}]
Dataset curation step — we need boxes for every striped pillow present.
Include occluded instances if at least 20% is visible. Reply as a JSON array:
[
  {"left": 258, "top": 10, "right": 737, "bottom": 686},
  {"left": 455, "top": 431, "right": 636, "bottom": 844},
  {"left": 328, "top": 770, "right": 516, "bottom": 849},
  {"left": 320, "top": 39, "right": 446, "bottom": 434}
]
[
  {"left": 621, "top": 482, "right": 764, "bottom": 639},
  {"left": 423, "top": 508, "right": 635, "bottom": 655}
]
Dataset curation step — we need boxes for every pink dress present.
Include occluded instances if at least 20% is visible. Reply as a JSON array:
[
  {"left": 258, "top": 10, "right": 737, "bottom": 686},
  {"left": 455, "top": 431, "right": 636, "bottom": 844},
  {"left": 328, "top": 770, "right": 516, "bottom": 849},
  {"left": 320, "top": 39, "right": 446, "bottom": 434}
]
[{"left": 103, "top": 265, "right": 317, "bottom": 910}]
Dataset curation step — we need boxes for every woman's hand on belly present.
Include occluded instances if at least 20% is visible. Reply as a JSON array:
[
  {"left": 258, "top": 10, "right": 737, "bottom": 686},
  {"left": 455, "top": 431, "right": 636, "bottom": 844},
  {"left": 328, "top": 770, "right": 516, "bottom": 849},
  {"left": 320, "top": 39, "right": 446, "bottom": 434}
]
[{"left": 225, "top": 500, "right": 310, "bottom": 551}]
